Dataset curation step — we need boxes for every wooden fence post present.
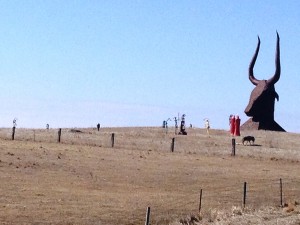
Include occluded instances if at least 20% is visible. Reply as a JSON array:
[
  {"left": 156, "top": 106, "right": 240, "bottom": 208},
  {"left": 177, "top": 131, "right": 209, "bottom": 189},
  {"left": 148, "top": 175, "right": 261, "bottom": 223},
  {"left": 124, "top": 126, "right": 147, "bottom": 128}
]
[
  {"left": 243, "top": 182, "right": 247, "bottom": 208},
  {"left": 199, "top": 189, "right": 203, "bottom": 213},
  {"left": 111, "top": 133, "right": 115, "bottom": 148},
  {"left": 145, "top": 206, "right": 151, "bottom": 225},
  {"left": 12, "top": 127, "right": 16, "bottom": 140},
  {"left": 58, "top": 128, "right": 62, "bottom": 143},
  {"left": 231, "top": 138, "right": 236, "bottom": 156},
  {"left": 280, "top": 178, "right": 283, "bottom": 207},
  {"left": 171, "top": 138, "right": 175, "bottom": 152}
]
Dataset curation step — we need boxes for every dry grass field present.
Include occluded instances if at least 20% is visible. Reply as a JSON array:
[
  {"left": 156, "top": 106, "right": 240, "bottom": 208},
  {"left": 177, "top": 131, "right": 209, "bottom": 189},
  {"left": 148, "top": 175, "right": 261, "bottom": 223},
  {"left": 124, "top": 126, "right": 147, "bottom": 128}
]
[{"left": 0, "top": 127, "right": 300, "bottom": 224}]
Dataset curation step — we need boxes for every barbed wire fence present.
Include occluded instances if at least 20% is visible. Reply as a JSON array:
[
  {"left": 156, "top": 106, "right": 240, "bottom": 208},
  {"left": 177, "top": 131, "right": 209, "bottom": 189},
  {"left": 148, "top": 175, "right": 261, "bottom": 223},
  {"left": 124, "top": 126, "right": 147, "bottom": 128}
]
[
  {"left": 128, "top": 178, "right": 300, "bottom": 224},
  {"left": 1, "top": 127, "right": 300, "bottom": 152}
]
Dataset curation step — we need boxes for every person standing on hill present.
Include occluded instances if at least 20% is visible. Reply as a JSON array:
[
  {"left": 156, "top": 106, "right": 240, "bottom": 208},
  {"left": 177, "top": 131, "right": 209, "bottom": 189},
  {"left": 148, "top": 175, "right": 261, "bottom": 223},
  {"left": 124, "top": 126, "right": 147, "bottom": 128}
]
[
  {"left": 230, "top": 115, "right": 236, "bottom": 135},
  {"left": 234, "top": 115, "right": 241, "bottom": 136},
  {"left": 204, "top": 119, "right": 210, "bottom": 135}
]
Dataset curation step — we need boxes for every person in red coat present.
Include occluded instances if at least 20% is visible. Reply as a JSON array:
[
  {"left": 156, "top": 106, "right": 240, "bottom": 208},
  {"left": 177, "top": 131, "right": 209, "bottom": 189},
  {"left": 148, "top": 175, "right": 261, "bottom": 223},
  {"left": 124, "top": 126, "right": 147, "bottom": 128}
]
[
  {"left": 230, "top": 115, "right": 236, "bottom": 135},
  {"left": 234, "top": 115, "right": 241, "bottom": 136}
]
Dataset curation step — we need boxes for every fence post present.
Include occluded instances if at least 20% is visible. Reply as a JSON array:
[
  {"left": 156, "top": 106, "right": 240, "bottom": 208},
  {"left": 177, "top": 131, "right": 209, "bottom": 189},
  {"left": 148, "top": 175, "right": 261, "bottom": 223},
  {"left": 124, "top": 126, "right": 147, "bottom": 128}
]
[
  {"left": 231, "top": 138, "right": 236, "bottom": 156},
  {"left": 145, "top": 206, "right": 151, "bottom": 225},
  {"left": 199, "top": 189, "right": 203, "bottom": 213},
  {"left": 111, "top": 133, "right": 115, "bottom": 148},
  {"left": 33, "top": 130, "right": 36, "bottom": 142},
  {"left": 58, "top": 128, "right": 62, "bottom": 143},
  {"left": 280, "top": 178, "right": 283, "bottom": 207},
  {"left": 243, "top": 182, "right": 247, "bottom": 208},
  {"left": 12, "top": 127, "right": 16, "bottom": 140},
  {"left": 171, "top": 137, "right": 175, "bottom": 152}
]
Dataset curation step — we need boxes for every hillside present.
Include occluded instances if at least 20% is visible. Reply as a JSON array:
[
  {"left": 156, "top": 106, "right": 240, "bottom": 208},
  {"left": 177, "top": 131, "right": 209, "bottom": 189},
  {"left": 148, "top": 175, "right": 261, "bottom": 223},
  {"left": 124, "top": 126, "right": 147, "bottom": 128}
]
[{"left": 0, "top": 127, "right": 300, "bottom": 224}]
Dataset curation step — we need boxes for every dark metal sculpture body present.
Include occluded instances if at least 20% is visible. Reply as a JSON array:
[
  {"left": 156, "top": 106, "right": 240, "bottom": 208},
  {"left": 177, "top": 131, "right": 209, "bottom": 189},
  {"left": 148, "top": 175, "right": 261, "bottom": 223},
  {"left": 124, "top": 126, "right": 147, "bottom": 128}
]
[
  {"left": 244, "top": 32, "right": 285, "bottom": 131},
  {"left": 178, "top": 114, "right": 187, "bottom": 135}
]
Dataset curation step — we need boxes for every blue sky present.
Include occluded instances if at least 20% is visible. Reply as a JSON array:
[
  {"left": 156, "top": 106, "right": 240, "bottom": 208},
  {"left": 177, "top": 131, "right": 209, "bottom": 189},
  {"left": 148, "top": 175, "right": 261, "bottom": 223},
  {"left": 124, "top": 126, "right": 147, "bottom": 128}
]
[{"left": 0, "top": 1, "right": 299, "bottom": 132}]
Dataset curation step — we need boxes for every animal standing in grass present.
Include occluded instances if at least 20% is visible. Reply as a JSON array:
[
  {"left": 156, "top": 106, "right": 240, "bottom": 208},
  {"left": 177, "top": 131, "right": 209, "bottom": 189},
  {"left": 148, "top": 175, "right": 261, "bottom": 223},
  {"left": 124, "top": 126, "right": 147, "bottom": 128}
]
[{"left": 242, "top": 136, "right": 255, "bottom": 146}]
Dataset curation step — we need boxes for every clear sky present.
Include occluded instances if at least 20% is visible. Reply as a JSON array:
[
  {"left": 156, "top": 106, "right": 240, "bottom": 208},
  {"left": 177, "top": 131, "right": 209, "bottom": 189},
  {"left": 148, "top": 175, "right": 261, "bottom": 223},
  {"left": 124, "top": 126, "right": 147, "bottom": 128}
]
[{"left": 0, "top": 1, "right": 299, "bottom": 132}]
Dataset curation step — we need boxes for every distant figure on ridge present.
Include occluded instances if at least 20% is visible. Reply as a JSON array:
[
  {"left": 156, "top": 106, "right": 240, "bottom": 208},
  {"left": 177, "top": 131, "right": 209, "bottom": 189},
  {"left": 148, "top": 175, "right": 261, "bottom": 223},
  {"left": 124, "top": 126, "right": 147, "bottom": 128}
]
[
  {"left": 234, "top": 115, "right": 240, "bottom": 136},
  {"left": 178, "top": 114, "right": 187, "bottom": 135},
  {"left": 204, "top": 119, "right": 210, "bottom": 135},
  {"left": 230, "top": 115, "right": 236, "bottom": 135}
]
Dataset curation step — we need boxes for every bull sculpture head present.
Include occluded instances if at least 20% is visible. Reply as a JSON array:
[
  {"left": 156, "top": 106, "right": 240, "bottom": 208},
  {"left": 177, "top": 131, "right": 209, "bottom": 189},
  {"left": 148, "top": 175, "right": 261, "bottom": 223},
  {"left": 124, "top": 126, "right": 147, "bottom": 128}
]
[{"left": 244, "top": 32, "right": 285, "bottom": 131}]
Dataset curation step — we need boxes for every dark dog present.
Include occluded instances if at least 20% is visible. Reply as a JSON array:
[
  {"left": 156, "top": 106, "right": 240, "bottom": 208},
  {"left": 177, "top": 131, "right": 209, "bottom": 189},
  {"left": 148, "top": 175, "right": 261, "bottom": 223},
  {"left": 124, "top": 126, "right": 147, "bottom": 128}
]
[{"left": 242, "top": 136, "right": 255, "bottom": 145}]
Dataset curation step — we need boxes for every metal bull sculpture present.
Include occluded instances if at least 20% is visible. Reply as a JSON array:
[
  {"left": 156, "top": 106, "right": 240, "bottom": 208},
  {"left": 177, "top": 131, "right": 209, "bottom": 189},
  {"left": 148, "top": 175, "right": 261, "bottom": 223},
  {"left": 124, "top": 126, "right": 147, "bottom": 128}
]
[{"left": 242, "top": 32, "right": 285, "bottom": 131}]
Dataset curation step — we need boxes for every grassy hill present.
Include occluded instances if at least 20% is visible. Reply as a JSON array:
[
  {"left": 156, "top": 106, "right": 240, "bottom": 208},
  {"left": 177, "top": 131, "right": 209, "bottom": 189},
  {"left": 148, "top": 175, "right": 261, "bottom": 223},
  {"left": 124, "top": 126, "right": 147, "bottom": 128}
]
[{"left": 0, "top": 127, "right": 300, "bottom": 224}]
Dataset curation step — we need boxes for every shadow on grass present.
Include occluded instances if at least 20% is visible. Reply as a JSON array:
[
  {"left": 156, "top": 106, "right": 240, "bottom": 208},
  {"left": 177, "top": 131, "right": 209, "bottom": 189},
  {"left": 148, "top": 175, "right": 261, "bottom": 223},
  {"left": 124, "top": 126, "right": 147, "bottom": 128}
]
[{"left": 243, "top": 144, "right": 262, "bottom": 147}]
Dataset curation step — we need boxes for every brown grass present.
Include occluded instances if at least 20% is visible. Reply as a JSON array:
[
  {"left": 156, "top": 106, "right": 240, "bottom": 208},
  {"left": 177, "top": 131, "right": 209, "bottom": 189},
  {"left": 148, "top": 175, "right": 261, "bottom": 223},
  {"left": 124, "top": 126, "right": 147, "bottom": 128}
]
[{"left": 0, "top": 127, "right": 300, "bottom": 224}]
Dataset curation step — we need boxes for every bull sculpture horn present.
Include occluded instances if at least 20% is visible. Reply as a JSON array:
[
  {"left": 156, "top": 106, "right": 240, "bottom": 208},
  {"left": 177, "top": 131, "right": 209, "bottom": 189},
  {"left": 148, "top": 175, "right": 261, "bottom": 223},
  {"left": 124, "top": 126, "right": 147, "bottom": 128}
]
[
  {"left": 248, "top": 36, "right": 261, "bottom": 86},
  {"left": 248, "top": 32, "right": 281, "bottom": 86},
  {"left": 267, "top": 31, "right": 281, "bottom": 85}
]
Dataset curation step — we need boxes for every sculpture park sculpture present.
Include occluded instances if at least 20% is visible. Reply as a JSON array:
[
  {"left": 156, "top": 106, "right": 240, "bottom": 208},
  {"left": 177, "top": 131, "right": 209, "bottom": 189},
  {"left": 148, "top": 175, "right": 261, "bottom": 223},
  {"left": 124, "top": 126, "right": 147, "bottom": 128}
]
[
  {"left": 243, "top": 32, "right": 285, "bottom": 131},
  {"left": 178, "top": 114, "right": 187, "bottom": 135}
]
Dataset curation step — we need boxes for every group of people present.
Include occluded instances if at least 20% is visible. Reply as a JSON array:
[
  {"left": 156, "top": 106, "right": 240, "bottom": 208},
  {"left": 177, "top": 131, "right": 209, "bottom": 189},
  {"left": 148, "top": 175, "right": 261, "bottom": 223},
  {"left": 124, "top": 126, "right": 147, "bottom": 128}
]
[{"left": 229, "top": 115, "right": 240, "bottom": 136}]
